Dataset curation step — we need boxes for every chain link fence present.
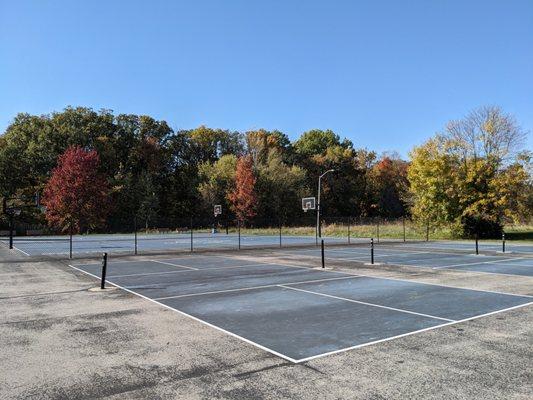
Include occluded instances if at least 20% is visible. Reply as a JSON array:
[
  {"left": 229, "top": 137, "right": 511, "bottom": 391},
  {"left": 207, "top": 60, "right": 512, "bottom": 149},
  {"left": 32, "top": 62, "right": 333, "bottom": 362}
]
[{"left": 1, "top": 209, "right": 441, "bottom": 259}]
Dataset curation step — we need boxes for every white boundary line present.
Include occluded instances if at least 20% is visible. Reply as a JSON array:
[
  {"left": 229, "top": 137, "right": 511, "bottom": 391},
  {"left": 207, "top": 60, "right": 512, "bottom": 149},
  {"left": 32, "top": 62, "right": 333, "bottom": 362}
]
[
  {"left": 380, "top": 260, "right": 533, "bottom": 279},
  {"left": 108, "top": 263, "right": 277, "bottom": 278},
  {"left": 278, "top": 285, "right": 453, "bottom": 322},
  {"left": 153, "top": 276, "right": 360, "bottom": 300},
  {"left": 433, "top": 257, "right": 528, "bottom": 269},
  {"left": 151, "top": 260, "right": 198, "bottom": 270},
  {"left": 11, "top": 245, "right": 30, "bottom": 256},
  {"left": 293, "top": 301, "right": 533, "bottom": 363}
]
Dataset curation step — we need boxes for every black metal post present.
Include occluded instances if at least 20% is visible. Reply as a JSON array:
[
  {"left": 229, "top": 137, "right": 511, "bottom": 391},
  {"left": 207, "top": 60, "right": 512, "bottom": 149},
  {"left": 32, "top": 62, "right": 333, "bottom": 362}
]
[
  {"left": 190, "top": 217, "right": 193, "bottom": 252},
  {"left": 8, "top": 215, "right": 14, "bottom": 249},
  {"left": 225, "top": 218, "right": 229, "bottom": 235},
  {"left": 475, "top": 234, "right": 479, "bottom": 255},
  {"left": 370, "top": 237, "right": 374, "bottom": 265},
  {"left": 502, "top": 233, "right": 506, "bottom": 253},
  {"left": 134, "top": 216, "right": 138, "bottom": 255},
  {"left": 100, "top": 252, "right": 108, "bottom": 289},
  {"left": 9, "top": 215, "right": 14, "bottom": 249},
  {"left": 402, "top": 217, "right": 406, "bottom": 242},
  {"left": 321, "top": 239, "right": 325, "bottom": 269},
  {"left": 69, "top": 220, "right": 73, "bottom": 259},
  {"left": 238, "top": 220, "right": 241, "bottom": 250}
]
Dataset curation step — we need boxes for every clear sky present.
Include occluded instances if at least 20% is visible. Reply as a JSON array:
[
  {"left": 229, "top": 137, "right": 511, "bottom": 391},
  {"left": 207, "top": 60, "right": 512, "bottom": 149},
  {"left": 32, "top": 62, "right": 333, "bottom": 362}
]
[{"left": 1, "top": 0, "right": 531, "bottom": 156}]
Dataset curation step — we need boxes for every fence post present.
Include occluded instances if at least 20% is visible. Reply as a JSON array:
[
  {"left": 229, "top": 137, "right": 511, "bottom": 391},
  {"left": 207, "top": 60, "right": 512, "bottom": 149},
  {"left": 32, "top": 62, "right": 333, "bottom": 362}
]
[
  {"left": 279, "top": 219, "right": 282, "bottom": 248},
  {"left": 8, "top": 214, "right": 14, "bottom": 249},
  {"left": 402, "top": 217, "right": 406, "bottom": 242},
  {"left": 69, "top": 219, "right": 73, "bottom": 259},
  {"left": 100, "top": 252, "right": 108, "bottom": 289},
  {"left": 370, "top": 237, "right": 374, "bottom": 265},
  {"left": 321, "top": 239, "right": 325, "bottom": 269},
  {"left": 134, "top": 216, "right": 138, "bottom": 255},
  {"left": 475, "top": 233, "right": 479, "bottom": 255},
  {"left": 190, "top": 217, "right": 193, "bottom": 252},
  {"left": 348, "top": 217, "right": 350, "bottom": 244},
  {"left": 502, "top": 232, "right": 506, "bottom": 253}
]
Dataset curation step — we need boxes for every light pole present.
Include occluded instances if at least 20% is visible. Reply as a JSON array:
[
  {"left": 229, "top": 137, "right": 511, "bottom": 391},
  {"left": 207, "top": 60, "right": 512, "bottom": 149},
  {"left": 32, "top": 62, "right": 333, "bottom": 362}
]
[{"left": 316, "top": 169, "right": 335, "bottom": 239}]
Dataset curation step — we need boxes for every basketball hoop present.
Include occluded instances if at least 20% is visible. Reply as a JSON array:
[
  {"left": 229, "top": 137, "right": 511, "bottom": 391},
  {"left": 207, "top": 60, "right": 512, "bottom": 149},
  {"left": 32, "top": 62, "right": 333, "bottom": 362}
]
[
  {"left": 214, "top": 205, "right": 222, "bottom": 217},
  {"left": 302, "top": 197, "right": 316, "bottom": 213}
]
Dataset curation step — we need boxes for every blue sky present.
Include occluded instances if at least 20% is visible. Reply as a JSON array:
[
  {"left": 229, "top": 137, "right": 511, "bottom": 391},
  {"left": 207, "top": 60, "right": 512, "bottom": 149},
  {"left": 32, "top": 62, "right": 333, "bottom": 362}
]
[{"left": 1, "top": 0, "right": 531, "bottom": 156}]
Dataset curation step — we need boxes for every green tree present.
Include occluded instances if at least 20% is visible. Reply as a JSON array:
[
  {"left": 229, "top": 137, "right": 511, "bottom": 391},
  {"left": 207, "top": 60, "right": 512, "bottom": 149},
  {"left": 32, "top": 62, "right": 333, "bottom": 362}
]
[{"left": 197, "top": 154, "right": 237, "bottom": 215}]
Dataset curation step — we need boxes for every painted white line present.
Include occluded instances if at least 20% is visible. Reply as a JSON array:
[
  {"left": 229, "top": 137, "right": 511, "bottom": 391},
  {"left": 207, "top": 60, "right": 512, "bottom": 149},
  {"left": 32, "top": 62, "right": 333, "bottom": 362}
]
[
  {"left": 108, "top": 263, "right": 276, "bottom": 278},
  {"left": 433, "top": 257, "right": 527, "bottom": 269},
  {"left": 382, "top": 260, "right": 533, "bottom": 278},
  {"left": 67, "top": 263, "right": 299, "bottom": 363},
  {"left": 278, "top": 285, "right": 453, "bottom": 322},
  {"left": 12, "top": 245, "right": 30, "bottom": 256},
  {"left": 293, "top": 301, "right": 533, "bottom": 363},
  {"left": 153, "top": 276, "right": 360, "bottom": 301},
  {"left": 151, "top": 260, "right": 199, "bottom": 270}
]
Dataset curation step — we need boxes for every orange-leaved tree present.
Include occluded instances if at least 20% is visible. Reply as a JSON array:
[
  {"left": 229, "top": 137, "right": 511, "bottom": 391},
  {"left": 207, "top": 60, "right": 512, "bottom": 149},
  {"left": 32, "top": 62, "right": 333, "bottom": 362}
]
[
  {"left": 227, "top": 155, "right": 257, "bottom": 223},
  {"left": 43, "top": 146, "right": 111, "bottom": 233}
]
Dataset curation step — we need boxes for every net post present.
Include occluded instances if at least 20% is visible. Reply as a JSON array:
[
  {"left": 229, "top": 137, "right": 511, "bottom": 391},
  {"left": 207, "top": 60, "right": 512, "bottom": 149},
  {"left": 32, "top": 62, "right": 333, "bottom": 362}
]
[
  {"left": 321, "top": 239, "right": 325, "bottom": 269},
  {"left": 370, "top": 237, "right": 374, "bottom": 265},
  {"left": 134, "top": 216, "right": 138, "bottom": 255},
  {"left": 69, "top": 219, "right": 73, "bottom": 259},
  {"left": 100, "top": 252, "right": 108, "bottom": 289},
  {"left": 475, "top": 233, "right": 479, "bottom": 255},
  {"left": 190, "top": 217, "right": 193, "bottom": 252},
  {"left": 402, "top": 216, "right": 406, "bottom": 242},
  {"left": 502, "top": 232, "right": 505, "bottom": 253}
]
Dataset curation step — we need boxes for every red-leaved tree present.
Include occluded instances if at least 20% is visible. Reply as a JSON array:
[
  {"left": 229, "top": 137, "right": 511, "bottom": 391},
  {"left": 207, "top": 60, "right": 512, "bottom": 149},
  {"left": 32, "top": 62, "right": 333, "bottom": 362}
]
[
  {"left": 43, "top": 146, "right": 111, "bottom": 233},
  {"left": 227, "top": 155, "right": 257, "bottom": 223}
]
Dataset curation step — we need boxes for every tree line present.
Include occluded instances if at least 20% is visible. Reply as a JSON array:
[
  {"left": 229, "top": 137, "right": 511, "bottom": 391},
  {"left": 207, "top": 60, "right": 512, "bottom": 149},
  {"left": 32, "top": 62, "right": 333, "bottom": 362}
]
[{"left": 0, "top": 106, "right": 531, "bottom": 237}]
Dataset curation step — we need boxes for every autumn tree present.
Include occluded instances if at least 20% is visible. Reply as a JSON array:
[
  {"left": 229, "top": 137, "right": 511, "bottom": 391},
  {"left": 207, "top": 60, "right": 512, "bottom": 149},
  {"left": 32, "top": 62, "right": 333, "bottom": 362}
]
[
  {"left": 42, "top": 146, "right": 111, "bottom": 233},
  {"left": 370, "top": 154, "right": 410, "bottom": 218},
  {"left": 408, "top": 106, "right": 530, "bottom": 237},
  {"left": 227, "top": 155, "right": 257, "bottom": 223}
]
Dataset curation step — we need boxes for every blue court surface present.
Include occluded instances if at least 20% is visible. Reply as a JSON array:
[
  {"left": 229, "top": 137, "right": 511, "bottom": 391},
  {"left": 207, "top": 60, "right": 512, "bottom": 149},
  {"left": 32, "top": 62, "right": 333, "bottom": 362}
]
[
  {"left": 2, "top": 233, "right": 352, "bottom": 256},
  {"left": 71, "top": 254, "right": 532, "bottom": 362},
  {"left": 279, "top": 246, "right": 533, "bottom": 277}
]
